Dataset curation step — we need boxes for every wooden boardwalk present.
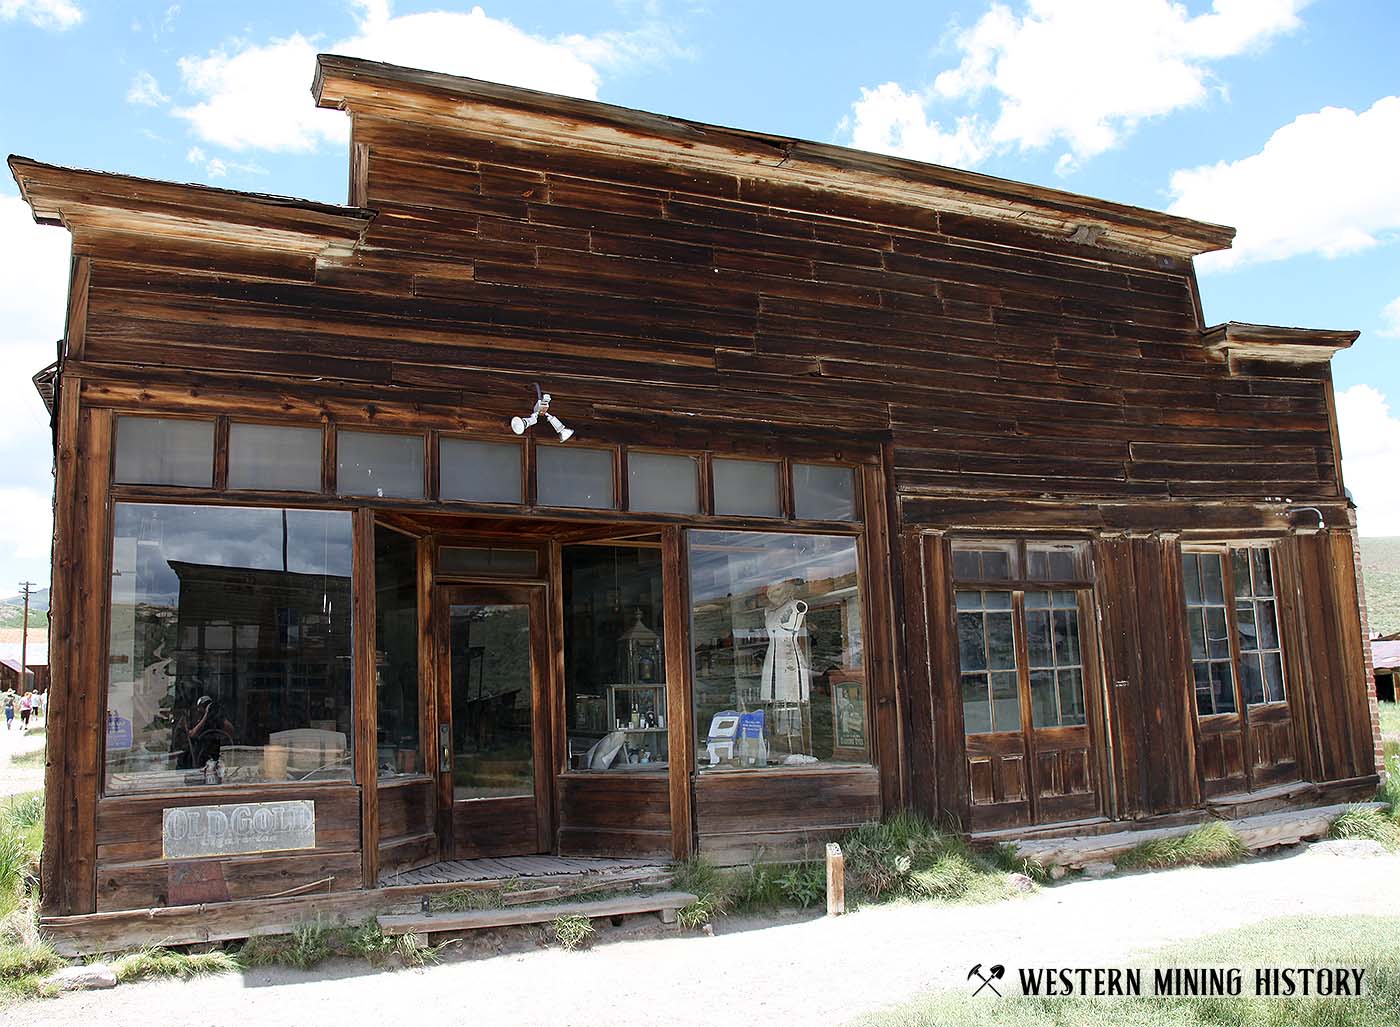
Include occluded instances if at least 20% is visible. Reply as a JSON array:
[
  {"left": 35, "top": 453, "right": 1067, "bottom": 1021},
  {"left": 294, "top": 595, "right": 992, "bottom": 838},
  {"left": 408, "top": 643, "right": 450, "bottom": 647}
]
[{"left": 379, "top": 855, "right": 667, "bottom": 888}]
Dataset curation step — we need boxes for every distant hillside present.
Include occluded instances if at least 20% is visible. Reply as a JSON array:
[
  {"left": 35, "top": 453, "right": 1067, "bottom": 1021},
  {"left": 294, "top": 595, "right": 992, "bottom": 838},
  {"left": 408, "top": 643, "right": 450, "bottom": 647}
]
[
  {"left": 1, "top": 587, "right": 48, "bottom": 611},
  {"left": 0, "top": 604, "right": 49, "bottom": 631},
  {"left": 1360, "top": 538, "right": 1400, "bottom": 637}
]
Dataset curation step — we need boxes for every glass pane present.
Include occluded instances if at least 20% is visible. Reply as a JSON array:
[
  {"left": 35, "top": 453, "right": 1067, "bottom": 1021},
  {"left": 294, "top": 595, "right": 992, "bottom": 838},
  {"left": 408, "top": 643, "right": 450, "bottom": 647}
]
[
  {"left": 1053, "top": 609, "right": 1081, "bottom": 665},
  {"left": 439, "top": 546, "right": 539, "bottom": 578},
  {"left": 337, "top": 430, "right": 424, "bottom": 499},
  {"left": 712, "top": 458, "right": 781, "bottom": 518},
  {"left": 955, "top": 589, "right": 983, "bottom": 611},
  {"left": 1025, "top": 589, "right": 1051, "bottom": 610},
  {"left": 105, "top": 503, "right": 353, "bottom": 793},
  {"left": 1053, "top": 590, "right": 1077, "bottom": 607},
  {"left": 957, "top": 612, "right": 988, "bottom": 672},
  {"left": 1182, "top": 553, "right": 1201, "bottom": 605},
  {"left": 952, "top": 549, "right": 981, "bottom": 580},
  {"left": 982, "top": 549, "right": 1012, "bottom": 580},
  {"left": 1026, "top": 549, "right": 1049, "bottom": 579},
  {"left": 1025, "top": 609, "right": 1052, "bottom": 667},
  {"left": 1257, "top": 600, "right": 1280, "bottom": 650},
  {"left": 1029, "top": 669, "right": 1057, "bottom": 728},
  {"left": 628, "top": 451, "right": 700, "bottom": 515},
  {"left": 1210, "top": 661, "right": 1237, "bottom": 714},
  {"left": 793, "top": 463, "right": 856, "bottom": 521},
  {"left": 562, "top": 545, "right": 667, "bottom": 771},
  {"left": 1192, "top": 662, "right": 1213, "bottom": 715},
  {"left": 984, "top": 590, "right": 1013, "bottom": 610},
  {"left": 1231, "top": 548, "right": 1251, "bottom": 599},
  {"left": 1048, "top": 549, "right": 1077, "bottom": 580},
  {"left": 1263, "top": 652, "right": 1286, "bottom": 703},
  {"left": 1252, "top": 548, "right": 1274, "bottom": 597},
  {"left": 689, "top": 531, "right": 866, "bottom": 768},
  {"left": 228, "top": 423, "right": 322, "bottom": 492},
  {"left": 1235, "top": 601, "right": 1258, "bottom": 652},
  {"left": 991, "top": 671, "right": 1021, "bottom": 732},
  {"left": 440, "top": 438, "right": 523, "bottom": 505},
  {"left": 1200, "top": 553, "right": 1225, "bottom": 604},
  {"left": 961, "top": 675, "right": 991, "bottom": 735},
  {"left": 1206, "top": 607, "right": 1231, "bottom": 659},
  {"left": 376, "top": 527, "right": 420, "bottom": 777},
  {"left": 1239, "top": 653, "right": 1264, "bottom": 706},
  {"left": 114, "top": 416, "right": 214, "bottom": 487},
  {"left": 986, "top": 612, "right": 1016, "bottom": 670},
  {"left": 1057, "top": 668, "right": 1086, "bottom": 726},
  {"left": 450, "top": 603, "right": 534, "bottom": 799},
  {"left": 537, "top": 444, "right": 615, "bottom": 509},
  {"left": 1189, "top": 610, "right": 1207, "bottom": 661}
]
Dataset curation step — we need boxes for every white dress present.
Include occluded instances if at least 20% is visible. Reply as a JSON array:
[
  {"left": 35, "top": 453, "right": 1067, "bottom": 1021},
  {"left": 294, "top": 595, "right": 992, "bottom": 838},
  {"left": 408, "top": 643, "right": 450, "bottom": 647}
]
[{"left": 760, "top": 599, "right": 810, "bottom": 702}]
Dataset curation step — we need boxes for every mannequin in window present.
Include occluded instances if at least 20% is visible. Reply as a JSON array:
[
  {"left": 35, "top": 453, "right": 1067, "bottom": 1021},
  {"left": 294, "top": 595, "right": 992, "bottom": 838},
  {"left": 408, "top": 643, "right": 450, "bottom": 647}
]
[{"left": 761, "top": 579, "right": 811, "bottom": 755}]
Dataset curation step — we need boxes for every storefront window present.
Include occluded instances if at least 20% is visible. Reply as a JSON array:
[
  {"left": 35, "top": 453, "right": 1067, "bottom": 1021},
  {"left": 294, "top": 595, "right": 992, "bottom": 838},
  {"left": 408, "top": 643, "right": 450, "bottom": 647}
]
[
  {"left": 562, "top": 545, "right": 666, "bottom": 771},
  {"left": 105, "top": 503, "right": 354, "bottom": 793},
  {"left": 689, "top": 530, "right": 867, "bottom": 770},
  {"left": 376, "top": 526, "right": 420, "bottom": 777}
]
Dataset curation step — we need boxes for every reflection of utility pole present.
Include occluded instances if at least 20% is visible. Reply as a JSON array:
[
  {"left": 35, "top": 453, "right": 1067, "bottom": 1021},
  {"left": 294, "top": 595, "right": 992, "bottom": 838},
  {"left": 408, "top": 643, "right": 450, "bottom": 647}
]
[{"left": 17, "top": 581, "right": 36, "bottom": 692}]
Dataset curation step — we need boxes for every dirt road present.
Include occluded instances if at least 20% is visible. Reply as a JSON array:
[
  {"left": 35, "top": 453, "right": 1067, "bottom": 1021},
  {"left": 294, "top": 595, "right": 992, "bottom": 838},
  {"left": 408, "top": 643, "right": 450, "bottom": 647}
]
[
  {"left": 11, "top": 841, "right": 1399, "bottom": 1026},
  {"left": 0, "top": 718, "right": 45, "bottom": 798}
]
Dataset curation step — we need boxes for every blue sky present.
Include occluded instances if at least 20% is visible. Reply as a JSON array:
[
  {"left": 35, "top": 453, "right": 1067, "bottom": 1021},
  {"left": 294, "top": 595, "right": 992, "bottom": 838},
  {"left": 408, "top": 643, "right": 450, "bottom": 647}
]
[{"left": 1, "top": 0, "right": 1398, "bottom": 595}]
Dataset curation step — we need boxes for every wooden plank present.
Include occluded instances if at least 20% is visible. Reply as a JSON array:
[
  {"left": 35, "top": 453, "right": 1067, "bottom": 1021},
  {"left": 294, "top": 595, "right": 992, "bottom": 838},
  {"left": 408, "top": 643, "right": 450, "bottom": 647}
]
[
  {"left": 662, "top": 526, "right": 695, "bottom": 860},
  {"left": 353, "top": 508, "right": 379, "bottom": 888},
  {"left": 377, "top": 890, "right": 698, "bottom": 935}
]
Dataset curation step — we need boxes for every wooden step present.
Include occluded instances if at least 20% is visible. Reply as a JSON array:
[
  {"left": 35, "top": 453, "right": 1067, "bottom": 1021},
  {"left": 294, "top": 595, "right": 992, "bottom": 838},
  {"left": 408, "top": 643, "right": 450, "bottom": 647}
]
[
  {"left": 1015, "top": 802, "right": 1387, "bottom": 869},
  {"left": 377, "top": 890, "right": 698, "bottom": 936}
]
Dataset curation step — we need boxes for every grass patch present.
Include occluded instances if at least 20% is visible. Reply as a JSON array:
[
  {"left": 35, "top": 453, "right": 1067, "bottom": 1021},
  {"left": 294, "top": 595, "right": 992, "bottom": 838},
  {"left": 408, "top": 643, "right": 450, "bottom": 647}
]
[
  {"left": 238, "top": 918, "right": 439, "bottom": 970},
  {"left": 8, "top": 750, "right": 45, "bottom": 770},
  {"left": 112, "top": 946, "right": 239, "bottom": 983},
  {"left": 1329, "top": 805, "right": 1400, "bottom": 850},
  {"left": 1378, "top": 701, "right": 1399, "bottom": 741},
  {"left": 552, "top": 914, "right": 594, "bottom": 950},
  {"left": 1116, "top": 822, "right": 1245, "bottom": 871},
  {"left": 851, "top": 914, "right": 1400, "bottom": 1027}
]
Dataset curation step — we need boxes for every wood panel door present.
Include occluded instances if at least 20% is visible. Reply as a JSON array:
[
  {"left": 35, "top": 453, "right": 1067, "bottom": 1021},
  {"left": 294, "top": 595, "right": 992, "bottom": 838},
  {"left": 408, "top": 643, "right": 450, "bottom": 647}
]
[
  {"left": 435, "top": 583, "right": 552, "bottom": 859},
  {"left": 955, "top": 581, "right": 1101, "bottom": 830},
  {"left": 1181, "top": 546, "right": 1300, "bottom": 798}
]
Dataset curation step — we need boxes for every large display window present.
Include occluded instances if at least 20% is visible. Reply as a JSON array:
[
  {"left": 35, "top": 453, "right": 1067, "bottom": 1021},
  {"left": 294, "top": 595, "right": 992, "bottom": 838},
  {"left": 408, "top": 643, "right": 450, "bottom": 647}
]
[
  {"left": 688, "top": 530, "right": 868, "bottom": 770},
  {"left": 105, "top": 502, "right": 354, "bottom": 793}
]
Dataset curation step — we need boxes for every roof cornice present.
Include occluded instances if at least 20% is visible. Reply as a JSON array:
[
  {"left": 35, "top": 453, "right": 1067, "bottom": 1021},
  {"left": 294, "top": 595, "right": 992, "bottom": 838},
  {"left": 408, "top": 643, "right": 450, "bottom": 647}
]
[
  {"left": 1202, "top": 322, "right": 1359, "bottom": 367},
  {"left": 7, "top": 155, "right": 374, "bottom": 258},
  {"left": 313, "top": 54, "right": 1236, "bottom": 260}
]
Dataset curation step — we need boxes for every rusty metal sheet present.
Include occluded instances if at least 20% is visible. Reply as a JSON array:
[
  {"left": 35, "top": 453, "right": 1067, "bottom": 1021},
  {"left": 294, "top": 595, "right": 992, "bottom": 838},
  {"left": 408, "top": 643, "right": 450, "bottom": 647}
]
[{"left": 162, "top": 800, "right": 316, "bottom": 859}]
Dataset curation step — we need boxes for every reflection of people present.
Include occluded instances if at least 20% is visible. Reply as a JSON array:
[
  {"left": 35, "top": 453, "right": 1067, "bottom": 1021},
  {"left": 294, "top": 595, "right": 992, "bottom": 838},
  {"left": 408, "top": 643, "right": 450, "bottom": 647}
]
[
  {"left": 19, "top": 692, "right": 32, "bottom": 729},
  {"left": 188, "top": 695, "right": 235, "bottom": 771},
  {"left": 2, "top": 688, "right": 15, "bottom": 730},
  {"left": 760, "top": 580, "right": 810, "bottom": 702}
]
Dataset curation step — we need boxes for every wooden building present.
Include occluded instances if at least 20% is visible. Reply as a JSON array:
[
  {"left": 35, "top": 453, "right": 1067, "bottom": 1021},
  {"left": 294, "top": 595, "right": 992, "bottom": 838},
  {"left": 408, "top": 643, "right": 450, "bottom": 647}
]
[{"left": 10, "top": 55, "right": 1381, "bottom": 946}]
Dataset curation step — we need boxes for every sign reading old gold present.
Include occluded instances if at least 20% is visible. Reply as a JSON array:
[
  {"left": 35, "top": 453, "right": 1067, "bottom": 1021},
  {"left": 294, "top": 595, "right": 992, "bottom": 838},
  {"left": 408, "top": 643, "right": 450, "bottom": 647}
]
[{"left": 162, "top": 800, "right": 316, "bottom": 859}]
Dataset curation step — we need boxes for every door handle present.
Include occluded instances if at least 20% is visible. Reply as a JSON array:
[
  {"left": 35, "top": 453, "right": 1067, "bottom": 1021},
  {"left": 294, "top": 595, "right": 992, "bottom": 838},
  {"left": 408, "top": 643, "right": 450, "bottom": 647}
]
[{"left": 439, "top": 723, "right": 451, "bottom": 769}]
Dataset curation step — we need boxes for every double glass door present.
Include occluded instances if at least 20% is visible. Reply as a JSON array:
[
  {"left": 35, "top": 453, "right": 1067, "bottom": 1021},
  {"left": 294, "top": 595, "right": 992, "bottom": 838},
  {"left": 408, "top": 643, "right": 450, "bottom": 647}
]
[{"left": 435, "top": 584, "right": 551, "bottom": 859}]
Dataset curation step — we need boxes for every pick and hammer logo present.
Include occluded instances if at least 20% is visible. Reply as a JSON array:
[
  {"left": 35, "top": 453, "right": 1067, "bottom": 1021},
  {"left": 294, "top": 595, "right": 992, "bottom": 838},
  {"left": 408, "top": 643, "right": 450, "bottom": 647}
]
[{"left": 968, "top": 963, "right": 1006, "bottom": 996}]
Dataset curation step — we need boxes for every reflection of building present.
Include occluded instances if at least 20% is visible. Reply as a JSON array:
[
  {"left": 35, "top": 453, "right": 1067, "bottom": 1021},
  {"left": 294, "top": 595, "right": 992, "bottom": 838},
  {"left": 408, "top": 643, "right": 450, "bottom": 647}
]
[
  {"left": 0, "top": 639, "right": 48, "bottom": 694},
  {"left": 14, "top": 54, "right": 1381, "bottom": 953}
]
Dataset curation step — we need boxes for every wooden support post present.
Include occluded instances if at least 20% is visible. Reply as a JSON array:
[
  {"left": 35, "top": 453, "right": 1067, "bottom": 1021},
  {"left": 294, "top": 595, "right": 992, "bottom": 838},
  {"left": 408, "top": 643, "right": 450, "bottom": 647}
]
[{"left": 826, "top": 842, "right": 845, "bottom": 916}]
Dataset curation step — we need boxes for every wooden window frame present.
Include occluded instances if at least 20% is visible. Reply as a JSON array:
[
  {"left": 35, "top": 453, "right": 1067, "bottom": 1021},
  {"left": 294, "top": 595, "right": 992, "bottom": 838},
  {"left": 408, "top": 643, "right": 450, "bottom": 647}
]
[
  {"left": 950, "top": 538, "right": 1092, "bottom": 590},
  {"left": 1181, "top": 543, "right": 1288, "bottom": 717}
]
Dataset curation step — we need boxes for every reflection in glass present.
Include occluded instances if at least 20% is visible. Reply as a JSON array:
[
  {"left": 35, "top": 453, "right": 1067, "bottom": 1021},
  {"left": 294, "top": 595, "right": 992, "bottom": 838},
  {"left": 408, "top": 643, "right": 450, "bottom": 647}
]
[
  {"left": 105, "top": 503, "right": 353, "bottom": 793},
  {"left": 563, "top": 545, "right": 666, "bottom": 771},
  {"left": 1025, "top": 590, "right": 1086, "bottom": 728},
  {"left": 1232, "top": 547, "right": 1286, "bottom": 705},
  {"left": 689, "top": 531, "right": 867, "bottom": 769},
  {"left": 376, "top": 526, "right": 420, "bottom": 776},
  {"left": 450, "top": 604, "right": 534, "bottom": 799},
  {"left": 793, "top": 464, "right": 856, "bottom": 521},
  {"left": 1182, "top": 551, "right": 1238, "bottom": 716},
  {"left": 955, "top": 589, "right": 1019, "bottom": 734}
]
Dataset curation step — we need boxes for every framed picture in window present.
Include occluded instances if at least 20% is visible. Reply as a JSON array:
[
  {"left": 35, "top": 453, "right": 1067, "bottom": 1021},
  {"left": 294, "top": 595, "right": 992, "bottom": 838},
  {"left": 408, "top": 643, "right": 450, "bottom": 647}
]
[{"left": 829, "top": 670, "right": 867, "bottom": 760}]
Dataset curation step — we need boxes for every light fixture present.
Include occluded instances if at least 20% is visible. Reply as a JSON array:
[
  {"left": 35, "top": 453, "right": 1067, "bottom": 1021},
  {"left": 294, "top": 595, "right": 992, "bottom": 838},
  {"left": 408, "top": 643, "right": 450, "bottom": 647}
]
[
  {"left": 1287, "top": 505, "right": 1326, "bottom": 530},
  {"left": 509, "top": 384, "right": 573, "bottom": 442}
]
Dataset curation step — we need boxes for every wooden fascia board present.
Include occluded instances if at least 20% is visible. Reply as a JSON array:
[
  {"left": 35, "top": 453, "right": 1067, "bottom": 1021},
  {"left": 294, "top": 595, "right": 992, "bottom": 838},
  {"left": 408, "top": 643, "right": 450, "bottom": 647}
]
[
  {"left": 8, "top": 156, "right": 374, "bottom": 258},
  {"left": 313, "top": 55, "right": 1236, "bottom": 259},
  {"left": 1202, "top": 322, "right": 1359, "bottom": 366}
]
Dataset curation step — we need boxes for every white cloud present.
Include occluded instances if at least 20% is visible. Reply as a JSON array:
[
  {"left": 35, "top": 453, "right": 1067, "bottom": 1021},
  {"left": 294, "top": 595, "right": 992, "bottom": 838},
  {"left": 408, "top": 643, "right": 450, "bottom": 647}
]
[
  {"left": 1169, "top": 97, "right": 1400, "bottom": 270},
  {"left": 1379, "top": 296, "right": 1400, "bottom": 339},
  {"left": 185, "top": 146, "right": 266, "bottom": 181},
  {"left": 0, "top": 195, "right": 68, "bottom": 581},
  {"left": 0, "top": 0, "right": 82, "bottom": 30},
  {"left": 126, "top": 70, "right": 169, "bottom": 107},
  {"left": 174, "top": 1, "right": 682, "bottom": 154},
  {"left": 1337, "top": 384, "right": 1400, "bottom": 537},
  {"left": 846, "top": 0, "right": 1305, "bottom": 170}
]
